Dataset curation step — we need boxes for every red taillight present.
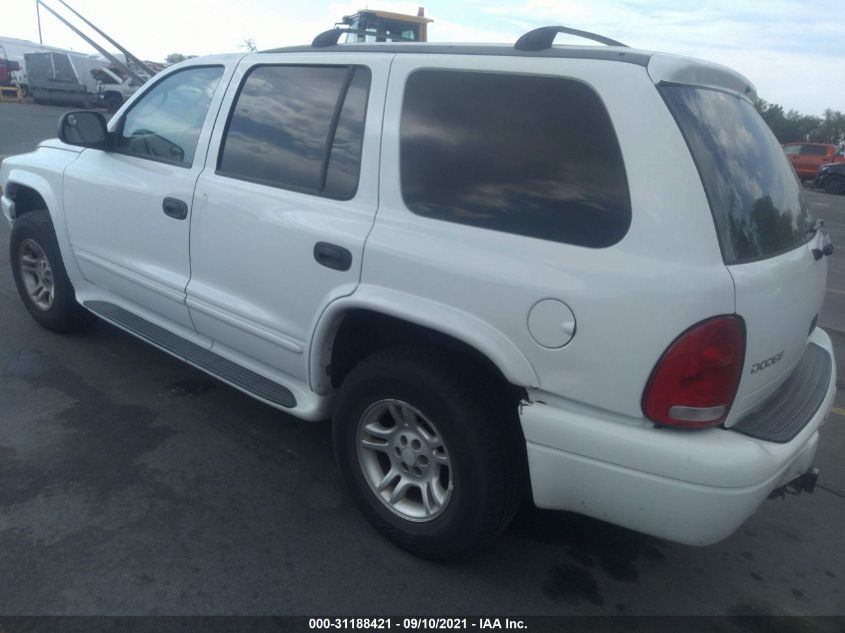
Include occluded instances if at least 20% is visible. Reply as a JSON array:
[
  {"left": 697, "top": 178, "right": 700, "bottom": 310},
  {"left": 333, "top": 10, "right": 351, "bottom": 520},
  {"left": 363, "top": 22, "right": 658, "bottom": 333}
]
[{"left": 643, "top": 316, "right": 745, "bottom": 429}]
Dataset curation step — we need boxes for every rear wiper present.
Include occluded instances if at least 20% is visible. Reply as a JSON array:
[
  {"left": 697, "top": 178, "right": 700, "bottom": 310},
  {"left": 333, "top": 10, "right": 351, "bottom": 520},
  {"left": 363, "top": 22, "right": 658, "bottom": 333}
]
[
  {"left": 807, "top": 219, "right": 833, "bottom": 260},
  {"left": 806, "top": 218, "right": 825, "bottom": 236}
]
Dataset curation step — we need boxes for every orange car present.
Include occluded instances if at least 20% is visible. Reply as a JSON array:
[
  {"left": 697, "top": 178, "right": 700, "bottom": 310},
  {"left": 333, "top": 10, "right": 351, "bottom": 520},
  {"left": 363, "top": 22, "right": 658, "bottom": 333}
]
[{"left": 782, "top": 142, "right": 845, "bottom": 180}]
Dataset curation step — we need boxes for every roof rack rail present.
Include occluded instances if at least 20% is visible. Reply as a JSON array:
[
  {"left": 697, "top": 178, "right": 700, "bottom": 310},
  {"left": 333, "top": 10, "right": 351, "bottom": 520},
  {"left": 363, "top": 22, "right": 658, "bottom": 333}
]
[
  {"left": 312, "top": 27, "right": 415, "bottom": 48},
  {"left": 514, "top": 26, "right": 628, "bottom": 51}
]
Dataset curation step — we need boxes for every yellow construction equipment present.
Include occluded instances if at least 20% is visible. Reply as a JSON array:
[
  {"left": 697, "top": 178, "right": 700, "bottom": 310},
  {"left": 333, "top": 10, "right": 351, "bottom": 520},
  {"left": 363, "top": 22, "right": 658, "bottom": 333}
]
[
  {"left": 340, "top": 8, "right": 433, "bottom": 43},
  {"left": 0, "top": 84, "right": 23, "bottom": 102}
]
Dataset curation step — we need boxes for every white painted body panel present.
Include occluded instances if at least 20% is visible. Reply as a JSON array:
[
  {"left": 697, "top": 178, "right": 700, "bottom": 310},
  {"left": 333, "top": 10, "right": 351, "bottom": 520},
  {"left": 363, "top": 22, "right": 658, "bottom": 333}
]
[
  {"left": 187, "top": 53, "right": 392, "bottom": 384},
  {"left": 0, "top": 143, "right": 84, "bottom": 282},
  {"left": 64, "top": 152, "right": 200, "bottom": 328},
  {"left": 309, "top": 284, "right": 541, "bottom": 395},
  {"left": 2, "top": 47, "right": 836, "bottom": 547},
  {"left": 62, "top": 59, "right": 239, "bottom": 330},
  {"left": 523, "top": 327, "right": 836, "bottom": 544},
  {"left": 644, "top": 53, "right": 829, "bottom": 427},
  {"left": 726, "top": 243, "right": 828, "bottom": 424},
  {"left": 370, "top": 54, "right": 734, "bottom": 417}
]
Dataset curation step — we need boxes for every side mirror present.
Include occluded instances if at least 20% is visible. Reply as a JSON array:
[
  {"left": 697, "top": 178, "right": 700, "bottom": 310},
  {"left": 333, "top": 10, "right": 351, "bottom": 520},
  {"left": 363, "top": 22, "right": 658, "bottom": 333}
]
[{"left": 57, "top": 111, "right": 110, "bottom": 149}]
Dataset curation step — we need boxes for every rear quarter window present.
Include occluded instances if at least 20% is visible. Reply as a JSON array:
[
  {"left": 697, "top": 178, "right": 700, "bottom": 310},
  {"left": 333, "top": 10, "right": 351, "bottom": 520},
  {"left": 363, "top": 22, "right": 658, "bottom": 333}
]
[{"left": 399, "top": 70, "right": 631, "bottom": 248}]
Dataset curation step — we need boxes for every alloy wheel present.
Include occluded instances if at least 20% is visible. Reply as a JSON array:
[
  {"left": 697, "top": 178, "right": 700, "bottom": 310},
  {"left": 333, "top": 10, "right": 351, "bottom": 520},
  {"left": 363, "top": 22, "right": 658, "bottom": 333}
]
[
  {"left": 356, "top": 399, "right": 454, "bottom": 522},
  {"left": 18, "top": 238, "right": 55, "bottom": 311}
]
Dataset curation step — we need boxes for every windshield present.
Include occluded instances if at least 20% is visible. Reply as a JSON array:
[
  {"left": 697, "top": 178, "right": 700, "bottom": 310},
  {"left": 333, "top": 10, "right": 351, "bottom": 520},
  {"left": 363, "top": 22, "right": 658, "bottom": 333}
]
[{"left": 660, "top": 85, "right": 812, "bottom": 265}]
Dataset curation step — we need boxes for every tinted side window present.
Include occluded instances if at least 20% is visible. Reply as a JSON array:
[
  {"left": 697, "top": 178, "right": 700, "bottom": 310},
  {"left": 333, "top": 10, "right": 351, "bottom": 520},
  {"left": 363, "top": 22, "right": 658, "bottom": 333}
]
[
  {"left": 782, "top": 145, "right": 800, "bottom": 155},
  {"left": 325, "top": 69, "right": 370, "bottom": 197},
  {"left": 660, "top": 85, "right": 811, "bottom": 264},
  {"left": 116, "top": 66, "right": 223, "bottom": 166},
  {"left": 400, "top": 70, "right": 631, "bottom": 247},
  {"left": 218, "top": 65, "right": 371, "bottom": 199},
  {"left": 801, "top": 145, "right": 828, "bottom": 156}
]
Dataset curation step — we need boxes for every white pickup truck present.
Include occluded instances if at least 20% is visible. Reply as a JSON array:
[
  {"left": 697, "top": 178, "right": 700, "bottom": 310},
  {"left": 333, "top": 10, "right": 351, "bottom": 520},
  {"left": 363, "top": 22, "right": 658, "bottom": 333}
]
[{"left": 1, "top": 26, "right": 837, "bottom": 559}]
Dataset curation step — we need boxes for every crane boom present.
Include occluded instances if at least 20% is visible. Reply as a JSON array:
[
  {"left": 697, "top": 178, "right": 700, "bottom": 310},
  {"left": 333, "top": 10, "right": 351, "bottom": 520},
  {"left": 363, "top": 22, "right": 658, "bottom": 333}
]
[{"left": 55, "top": 0, "right": 155, "bottom": 77}]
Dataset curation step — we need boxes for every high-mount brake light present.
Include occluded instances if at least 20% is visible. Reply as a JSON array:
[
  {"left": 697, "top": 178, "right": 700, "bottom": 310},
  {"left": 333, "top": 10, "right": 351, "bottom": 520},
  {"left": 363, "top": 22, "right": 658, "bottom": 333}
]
[{"left": 643, "top": 316, "right": 745, "bottom": 429}]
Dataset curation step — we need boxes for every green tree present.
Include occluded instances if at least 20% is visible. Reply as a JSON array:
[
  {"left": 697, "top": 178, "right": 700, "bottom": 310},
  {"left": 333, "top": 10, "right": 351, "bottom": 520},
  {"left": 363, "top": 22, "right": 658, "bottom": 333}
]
[
  {"left": 754, "top": 98, "right": 790, "bottom": 142},
  {"left": 815, "top": 109, "right": 845, "bottom": 144},
  {"left": 165, "top": 53, "right": 186, "bottom": 65},
  {"left": 785, "top": 109, "right": 822, "bottom": 142},
  {"left": 753, "top": 98, "right": 823, "bottom": 143}
]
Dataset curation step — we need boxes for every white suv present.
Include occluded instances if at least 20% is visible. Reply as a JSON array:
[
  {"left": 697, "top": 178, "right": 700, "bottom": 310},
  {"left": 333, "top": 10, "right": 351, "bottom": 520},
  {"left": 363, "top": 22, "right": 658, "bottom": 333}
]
[{"left": 1, "top": 26, "right": 837, "bottom": 559}]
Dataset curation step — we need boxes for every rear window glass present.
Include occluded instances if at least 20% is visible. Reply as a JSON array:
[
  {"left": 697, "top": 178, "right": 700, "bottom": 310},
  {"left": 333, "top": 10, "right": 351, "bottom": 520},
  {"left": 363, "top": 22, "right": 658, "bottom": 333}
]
[
  {"left": 660, "top": 85, "right": 812, "bottom": 265},
  {"left": 400, "top": 70, "right": 631, "bottom": 248}
]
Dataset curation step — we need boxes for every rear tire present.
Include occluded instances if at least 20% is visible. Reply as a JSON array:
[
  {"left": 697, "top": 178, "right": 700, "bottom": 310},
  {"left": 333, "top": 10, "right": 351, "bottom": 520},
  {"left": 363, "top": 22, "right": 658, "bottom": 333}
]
[
  {"left": 332, "top": 346, "right": 525, "bottom": 560},
  {"left": 10, "top": 209, "right": 93, "bottom": 333},
  {"left": 823, "top": 175, "right": 845, "bottom": 195}
]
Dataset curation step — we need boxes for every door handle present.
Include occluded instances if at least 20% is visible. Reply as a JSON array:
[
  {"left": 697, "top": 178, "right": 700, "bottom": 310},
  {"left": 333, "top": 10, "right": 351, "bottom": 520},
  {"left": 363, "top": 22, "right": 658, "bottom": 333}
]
[
  {"left": 313, "top": 242, "right": 352, "bottom": 271},
  {"left": 162, "top": 197, "right": 188, "bottom": 220}
]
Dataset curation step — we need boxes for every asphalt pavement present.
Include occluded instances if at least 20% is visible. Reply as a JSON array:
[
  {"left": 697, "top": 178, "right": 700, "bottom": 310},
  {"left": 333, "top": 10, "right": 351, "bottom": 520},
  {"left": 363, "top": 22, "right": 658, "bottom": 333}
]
[
  {"left": 0, "top": 101, "right": 843, "bottom": 621},
  {"left": 0, "top": 102, "right": 69, "bottom": 163}
]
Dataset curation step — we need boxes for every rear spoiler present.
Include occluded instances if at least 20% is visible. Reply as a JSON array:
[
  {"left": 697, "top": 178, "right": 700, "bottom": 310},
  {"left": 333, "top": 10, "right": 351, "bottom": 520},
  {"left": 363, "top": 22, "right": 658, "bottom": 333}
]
[{"left": 648, "top": 53, "right": 756, "bottom": 100}]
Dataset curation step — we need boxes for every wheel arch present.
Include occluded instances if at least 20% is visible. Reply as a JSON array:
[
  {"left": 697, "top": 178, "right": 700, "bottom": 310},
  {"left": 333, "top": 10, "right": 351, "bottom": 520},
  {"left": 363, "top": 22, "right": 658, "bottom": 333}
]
[
  {"left": 4, "top": 165, "right": 84, "bottom": 282},
  {"left": 4, "top": 173, "right": 55, "bottom": 221},
  {"left": 309, "top": 286, "right": 539, "bottom": 397}
]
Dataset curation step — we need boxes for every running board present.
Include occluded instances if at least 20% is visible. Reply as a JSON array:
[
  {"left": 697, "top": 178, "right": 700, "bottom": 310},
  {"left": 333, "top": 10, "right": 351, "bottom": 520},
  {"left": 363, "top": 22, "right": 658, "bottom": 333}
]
[{"left": 84, "top": 300, "right": 297, "bottom": 408}]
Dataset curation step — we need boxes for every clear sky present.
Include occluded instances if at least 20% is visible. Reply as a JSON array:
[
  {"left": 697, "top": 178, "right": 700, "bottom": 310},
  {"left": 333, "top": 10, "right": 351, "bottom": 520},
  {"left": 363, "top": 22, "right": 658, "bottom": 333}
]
[{"left": 3, "top": 0, "right": 843, "bottom": 115}]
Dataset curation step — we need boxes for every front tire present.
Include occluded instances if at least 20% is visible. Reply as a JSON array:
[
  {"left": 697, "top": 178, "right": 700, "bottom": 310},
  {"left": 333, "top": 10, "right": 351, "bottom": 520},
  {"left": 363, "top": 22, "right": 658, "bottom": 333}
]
[
  {"left": 10, "top": 210, "right": 93, "bottom": 332},
  {"left": 333, "top": 347, "right": 525, "bottom": 560}
]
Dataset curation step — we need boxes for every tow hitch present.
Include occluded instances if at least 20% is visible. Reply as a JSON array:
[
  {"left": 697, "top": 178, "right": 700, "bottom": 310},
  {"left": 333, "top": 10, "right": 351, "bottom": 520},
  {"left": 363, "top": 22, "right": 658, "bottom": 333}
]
[{"left": 768, "top": 467, "right": 819, "bottom": 500}]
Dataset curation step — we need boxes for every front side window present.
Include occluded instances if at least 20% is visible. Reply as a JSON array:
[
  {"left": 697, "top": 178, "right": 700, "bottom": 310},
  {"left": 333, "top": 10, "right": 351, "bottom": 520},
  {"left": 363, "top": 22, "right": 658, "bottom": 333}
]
[
  {"left": 217, "top": 65, "right": 370, "bottom": 199},
  {"left": 399, "top": 70, "right": 631, "bottom": 247},
  {"left": 782, "top": 145, "right": 800, "bottom": 155},
  {"left": 116, "top": 66, "right": 223, "bottom": 166}
]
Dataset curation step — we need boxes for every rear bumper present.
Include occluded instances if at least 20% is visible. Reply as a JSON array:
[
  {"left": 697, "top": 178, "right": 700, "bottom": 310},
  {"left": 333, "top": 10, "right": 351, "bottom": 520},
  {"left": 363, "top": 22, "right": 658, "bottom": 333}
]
[{"left": 520, "top": 327, "right": 837, "bottom": 546}]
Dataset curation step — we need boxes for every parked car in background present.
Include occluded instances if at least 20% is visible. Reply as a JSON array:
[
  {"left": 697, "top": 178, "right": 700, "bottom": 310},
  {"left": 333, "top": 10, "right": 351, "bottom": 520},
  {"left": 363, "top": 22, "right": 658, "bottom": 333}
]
[
  {"left": 782, "top": 142, "right": 845, "bottom": 180},
  {"left": 815, "top": 162, "right": 845, "bottom": 195}
]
